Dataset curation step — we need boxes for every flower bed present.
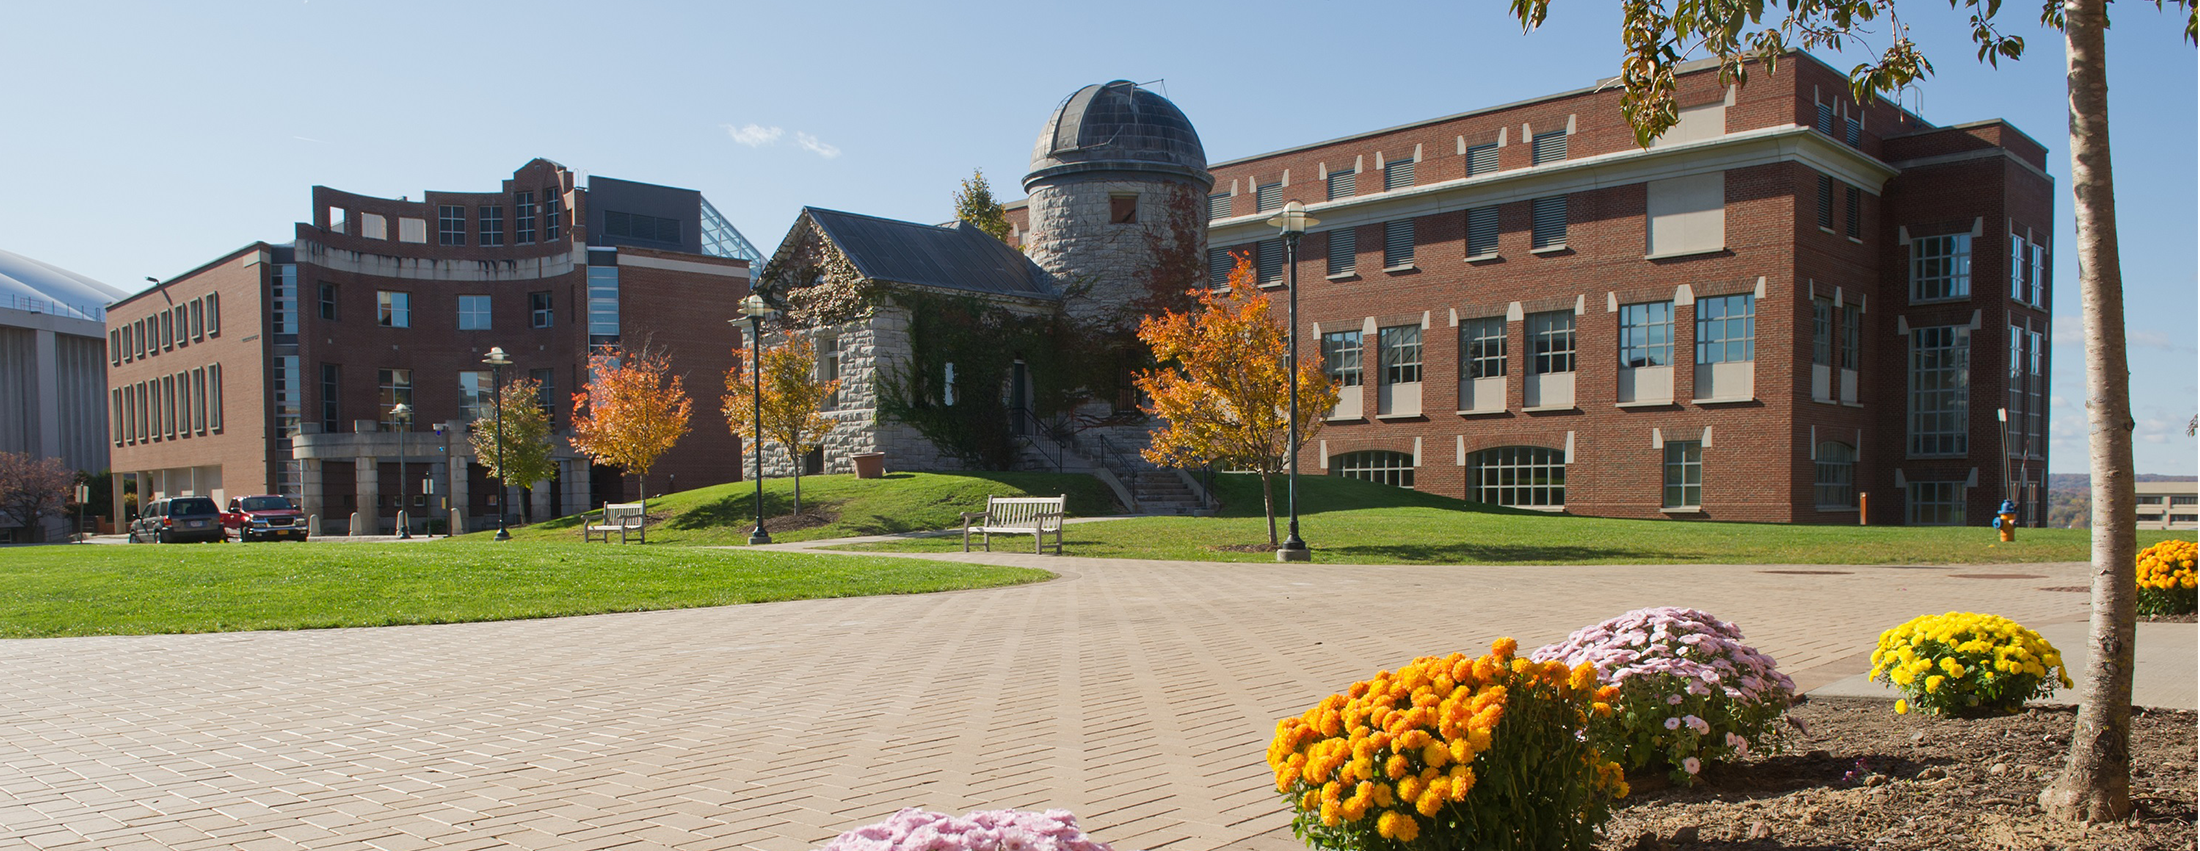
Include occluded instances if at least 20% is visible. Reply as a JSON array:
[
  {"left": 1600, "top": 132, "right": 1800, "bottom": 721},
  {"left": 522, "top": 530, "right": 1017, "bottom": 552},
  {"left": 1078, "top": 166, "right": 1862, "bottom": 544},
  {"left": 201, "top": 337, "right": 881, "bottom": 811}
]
[
  {"left": 2137, "top": 539, "right": 2198, "bottom": 616},
  {"left": 1531, "top": 607, "right": 1795, "bottom": 785},
  {"left": 821, "top": 808, "right": 1112, "bottom": 851},
  {"left": 1869, "top": 612, "right": 2071, "bottom": 717}
]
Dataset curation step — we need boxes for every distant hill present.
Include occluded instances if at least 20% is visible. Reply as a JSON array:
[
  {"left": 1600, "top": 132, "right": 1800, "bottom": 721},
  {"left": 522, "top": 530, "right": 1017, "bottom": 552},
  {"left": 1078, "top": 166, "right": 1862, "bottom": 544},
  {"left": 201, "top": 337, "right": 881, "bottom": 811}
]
[{"left": 2047, "top": 473, "right": 2198, "bottom": 528}]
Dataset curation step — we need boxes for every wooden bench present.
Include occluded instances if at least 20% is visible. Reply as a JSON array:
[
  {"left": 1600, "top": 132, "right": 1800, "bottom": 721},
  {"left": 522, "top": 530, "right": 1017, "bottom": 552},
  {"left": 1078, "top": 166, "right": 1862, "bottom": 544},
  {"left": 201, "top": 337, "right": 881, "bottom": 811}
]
[
  {"left": 586, "top": 502, "right": 647, "bottom": 543},
  {"left": 961, "top": 495, "right": 1066, "bottom": 555}
]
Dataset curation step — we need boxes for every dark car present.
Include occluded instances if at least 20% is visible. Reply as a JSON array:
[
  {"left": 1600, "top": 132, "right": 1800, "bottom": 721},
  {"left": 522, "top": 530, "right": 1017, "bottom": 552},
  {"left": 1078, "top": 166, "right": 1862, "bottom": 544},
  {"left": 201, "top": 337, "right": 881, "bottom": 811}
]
[
  {"left": 130, "top": 496, "right": 226, "bottom": 544},
  {"left": 224, "top": 495, "right": 309, "bottom": 542}
]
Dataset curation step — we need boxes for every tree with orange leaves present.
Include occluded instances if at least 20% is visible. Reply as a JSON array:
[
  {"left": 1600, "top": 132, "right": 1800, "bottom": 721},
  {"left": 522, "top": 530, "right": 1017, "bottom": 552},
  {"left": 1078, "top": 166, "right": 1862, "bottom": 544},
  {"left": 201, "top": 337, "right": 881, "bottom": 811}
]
[
  {"left": 569, "top": 346, "right": 692, "bottom": 516},
  {"left": 722, "top": 335, "right": 840, "bottom": 516},
  {"left": 1135, "top": 256, "right": 1337, "bottom": 546}
]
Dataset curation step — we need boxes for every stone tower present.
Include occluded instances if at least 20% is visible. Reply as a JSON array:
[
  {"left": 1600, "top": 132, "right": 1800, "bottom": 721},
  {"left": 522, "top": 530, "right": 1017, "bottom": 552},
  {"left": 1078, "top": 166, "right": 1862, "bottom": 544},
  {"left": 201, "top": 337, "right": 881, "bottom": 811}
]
[{"left": 1022, "top": 81, "right": 1212, "bottom": 328}]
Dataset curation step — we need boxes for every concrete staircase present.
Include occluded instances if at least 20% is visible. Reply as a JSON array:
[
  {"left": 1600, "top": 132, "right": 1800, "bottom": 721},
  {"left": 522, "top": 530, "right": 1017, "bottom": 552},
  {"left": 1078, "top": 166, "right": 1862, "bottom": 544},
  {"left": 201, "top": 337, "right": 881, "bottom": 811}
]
[
  {"left": 1014, "top": 424, "right": 1210, "bottom": 515},
  {"left": 1132, "top": 469, "right": 1205, "bottom": 516}
]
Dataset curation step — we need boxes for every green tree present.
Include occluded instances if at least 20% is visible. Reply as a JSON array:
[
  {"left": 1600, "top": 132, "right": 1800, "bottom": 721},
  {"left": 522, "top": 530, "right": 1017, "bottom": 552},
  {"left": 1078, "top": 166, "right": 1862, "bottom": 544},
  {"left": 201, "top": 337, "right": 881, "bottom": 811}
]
[
  {"left": 953, "top": 168, "right": 1012, "bottom": 243},
  {"left": 468, "top": 377, "right": 557, "bottom": 523},
  {"left": 723, "top": 336, "right": 841, "bottom": 517},
  {"left": 1505, "top": 0, "right": 2195, "bottom": 822}
]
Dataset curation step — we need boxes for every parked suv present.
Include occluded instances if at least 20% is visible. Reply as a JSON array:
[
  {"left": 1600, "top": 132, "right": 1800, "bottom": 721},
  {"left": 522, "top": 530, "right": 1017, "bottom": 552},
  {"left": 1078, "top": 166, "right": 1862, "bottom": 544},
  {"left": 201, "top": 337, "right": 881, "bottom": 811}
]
[
  {"left": 130, "top": 496, "right": 226, "bottom": 544},
  {"left": 225, "top": 495, "right": 309, "bottom": 542}
]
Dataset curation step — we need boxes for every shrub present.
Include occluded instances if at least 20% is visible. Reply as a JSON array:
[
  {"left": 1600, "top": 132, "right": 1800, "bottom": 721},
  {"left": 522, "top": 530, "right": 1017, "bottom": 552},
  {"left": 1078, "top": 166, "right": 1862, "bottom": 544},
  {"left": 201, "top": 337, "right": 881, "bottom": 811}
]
[
  {"left": 2136, "top": 539, "right": 2198, "bottom": 616},
  {"left": 1531, "top": 607, "right": 1795, "bottom": 785},
  {"left": 820, "top": 808, "right": 1112, "bottom": 851},
  {"left": 1869, "top": 612, "right": 2072, "bottom": 717},
  {"left": 1266, "top": 638, "right": 1626, "bottom": 851}
]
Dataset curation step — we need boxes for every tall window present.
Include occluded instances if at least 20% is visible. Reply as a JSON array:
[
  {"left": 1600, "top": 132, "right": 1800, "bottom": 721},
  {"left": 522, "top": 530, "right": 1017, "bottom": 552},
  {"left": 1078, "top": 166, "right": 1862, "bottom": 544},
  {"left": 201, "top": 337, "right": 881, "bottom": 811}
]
[
  {"left": 377, "top": 369, "right": 412, "bottom": 430},
  {"left": 1907, "top": 481, "right": 1966, "bottom": 525},
  {"left": 1816, "top": 102, "right": 1836, "bottom": 135},
  {"left": 1327, "top": 169, "right": 1356, "bottom": 200},
  {"left": 1460, "top": 317, "right": 1506, "bottom": 379},
  {"left": 530, "top": 291, "right": 553, "bottom": 328},
  {"left": 190, "top": 299, "right": 204, "bottom": 339},
  {"left": 458, "top": 371, "right": 493, "bottom": 425},
  {"left": 544, "top": 191, "right": 563, "bottom": 240},
  {"left": 1531, "top": 196, "right": 1567, "bottom": 249},
  {"left": 1321, "top": 330, "right": 1363, "bottom": 387},
  {"left": 818, "top": 334, "right": 842, "bottom": 409},
  {"left": 2028, "top": 241, "right": 2046, "bottom": 307},
  {"left": 1814, "top": 442, "right": 1855, "bottom": 508},
  {"left": 458, "top": 294, "right": 492, "bottom": 331},
  {"left": 587, "top": 265, "right": 620, "bottom": 344},
  {"left": 1208, "top": 247, "right": 1234, "bottom": 288},
  {"left": 438, "top": 205, "right": 466, "bottom": 245},
  {"left": 1333, "top": 450, "right": 1414, "bottom": 488},
  {"left": 478, "top": 205, "right": 505, "bottom": 246},
  {"left": 1383, "top": 220, "right": 1414, "bottom": 268},
  {"left": 1379, "top": 325, "right": 1422, "bottom": 385},
  {"left": 1663, "top": 441, "right": 1702, "bottom": 508},
  {"left": 1528, "top": 311, "right": 1575, "bottom": 374},
  {"left": 515, "top": 191, "right": 537, "bottom": 243},
  {"left": 1910, "top": 233, "right": 1972, "bottom": 301},
  {"left": 320, "top": 364, "right": 341, "bottom": 432},
  {"left": 1384, "top": 158, "right": 1415, "bottom": 191},
  {"left": 1839, "top": 303, "right": 1862, "bottom": 370},
  {"left": 1695, "top": 294, "right": 1755, "bottom": 365},
  {"left": 1844, "top": 185, "right": 1861, "bottom": 237},
  {"left": 1326, "top": 229, "right": 1355, "bottom": 276},
  {"left": 1468, "top": 446, "right": 1566, "bottom": 508},
  {"left": 1531, "top": 130, "right": 1567, "bottom": 164},
  {"left": 1908, "top": 326, "right": 1970, "bottom": 455},
  {"left": 1208, "top": 192, "right": 1231, "bottom": 220},
  {"left": 319, "top": 282, "right": 338, "bottom": 321},
  {"left": 1256, "top": 239, "right": 1284, "bottom": 285},
  {"left": 1256, "top": 182, "right": 1282, "bottom": 212},
  {"left": 1466, "top": 143, "right": 1499, "bottom": 176},
  {"left": 377, "top": 291, "right": 410, "bottom": 328},
  {"left": 530, "top": 368, "right": 557, "bottom": 426},
  {"left": 209, "top": 364, "right": 222, "bottom": 431},
  {"left": 1465, "top": 206, "right": 1499, "bottom": 257},
  {"left": 1618, "top": 302, "right": 1673, "bottom": 367},
  {"left": 1811, "top": 297, "right": 1834, "bottom": 366},
  {"left": 1816, "top": 174, "right": 1834, "bottom": 228},
  {"left": 270, "top": 264, "right": 297, "bottom": 336}
]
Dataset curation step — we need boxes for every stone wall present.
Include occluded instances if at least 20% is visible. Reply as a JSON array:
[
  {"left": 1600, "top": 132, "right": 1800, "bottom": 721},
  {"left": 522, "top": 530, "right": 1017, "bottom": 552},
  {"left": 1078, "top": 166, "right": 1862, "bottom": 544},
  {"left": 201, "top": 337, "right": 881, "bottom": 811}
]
[{"left": 1023, "top": 175, "right": 1207, "bottom": 328}]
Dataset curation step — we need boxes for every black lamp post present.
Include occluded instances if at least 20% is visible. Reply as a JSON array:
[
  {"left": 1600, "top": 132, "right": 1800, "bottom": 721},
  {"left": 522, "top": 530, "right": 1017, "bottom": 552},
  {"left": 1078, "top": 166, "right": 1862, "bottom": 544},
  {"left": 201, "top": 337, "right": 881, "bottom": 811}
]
[
  {"left": 391, "top": 402, "right": 412, "bottom": 539},
  {"left": 735, "top": 294, "right": 775, "bottom": 545},
  {"left": 1269, "top": 200, "right": 1319, "bottom": 562},
  {"left": 482, "top": 346, "right": 513, "bottom": 541}
]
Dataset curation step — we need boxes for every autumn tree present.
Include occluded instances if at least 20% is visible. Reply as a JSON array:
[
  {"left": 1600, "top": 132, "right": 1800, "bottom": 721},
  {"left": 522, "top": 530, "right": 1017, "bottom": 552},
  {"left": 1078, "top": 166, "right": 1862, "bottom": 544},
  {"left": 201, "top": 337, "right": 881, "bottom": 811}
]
[
  {"left": 953, "top": 168, "right": 1013, "bottom": 243},
  {"left": 723, "top": 335, "right": 841, "bottom": 516},
  {"left": 468, "top": 377, "right": 557, "bottom": 523},
  {"left": 1506, "top": 0, "right": 2195, "bottom": 821},
  {"left": 0, "top": 451, "right": 72, "bottom": 542},
  {"left": 1135, "top": 257, "right": 1337, "bottom": 547},
  {"left": 569, "top": 347, "right": 693, "bottom": 517}
]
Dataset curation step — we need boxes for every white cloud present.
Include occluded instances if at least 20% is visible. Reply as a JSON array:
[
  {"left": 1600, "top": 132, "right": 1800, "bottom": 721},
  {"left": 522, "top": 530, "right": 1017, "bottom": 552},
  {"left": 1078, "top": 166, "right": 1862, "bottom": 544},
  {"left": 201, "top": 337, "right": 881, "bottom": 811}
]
[
  {"left": 725, "top": 124, "right": 784, "bottom": 147},
  {"left": 796, "top": 132, "right": 841, "bottom": 159},
  {"left": 2129, "top": 329, "right": 2193, "bottom": 352}
]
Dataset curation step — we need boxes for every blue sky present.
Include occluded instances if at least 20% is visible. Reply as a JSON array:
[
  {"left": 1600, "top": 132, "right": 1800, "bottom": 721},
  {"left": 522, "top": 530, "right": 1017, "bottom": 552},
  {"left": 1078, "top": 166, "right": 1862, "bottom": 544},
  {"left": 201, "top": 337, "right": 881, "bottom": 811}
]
[{"left": 3, "top": 1, "right": 2191, "bottom": 475}]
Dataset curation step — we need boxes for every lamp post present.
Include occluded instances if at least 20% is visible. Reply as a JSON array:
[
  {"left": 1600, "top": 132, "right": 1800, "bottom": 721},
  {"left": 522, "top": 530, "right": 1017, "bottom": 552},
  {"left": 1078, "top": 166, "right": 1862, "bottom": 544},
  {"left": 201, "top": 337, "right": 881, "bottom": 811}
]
[
  {"left": 733, "top": 294, "right": 775, "bottom": 545},
  {"left": 1268, "top": 200, "right": 1318, "bottom": 562},
  {"left": 482, "top": 346, "right": 513, "bottom": 541},
  {"left": 391, "top": 402, "right": 413, "bottom": 539}
]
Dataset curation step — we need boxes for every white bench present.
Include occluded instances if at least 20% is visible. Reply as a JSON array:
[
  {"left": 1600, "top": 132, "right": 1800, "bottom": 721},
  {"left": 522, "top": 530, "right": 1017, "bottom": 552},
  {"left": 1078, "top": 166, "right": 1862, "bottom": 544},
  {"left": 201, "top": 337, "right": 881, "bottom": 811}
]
[
  {"left": 961, "top": 495, "right": 1066, "bottom": 555},
  {"left": 586, "top": 502, "right": 647, "bottom": 543}
]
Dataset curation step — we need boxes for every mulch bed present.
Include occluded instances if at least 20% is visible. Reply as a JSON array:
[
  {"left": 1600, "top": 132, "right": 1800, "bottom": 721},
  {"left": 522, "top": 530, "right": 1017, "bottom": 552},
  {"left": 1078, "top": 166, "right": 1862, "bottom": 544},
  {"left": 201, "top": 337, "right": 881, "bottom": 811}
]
[
  {"left": 762, "top": 508, "right": 840, "bottom": 534},
  {"left": 1602, "top": 696, "right": 2196, "bottom": 850}
]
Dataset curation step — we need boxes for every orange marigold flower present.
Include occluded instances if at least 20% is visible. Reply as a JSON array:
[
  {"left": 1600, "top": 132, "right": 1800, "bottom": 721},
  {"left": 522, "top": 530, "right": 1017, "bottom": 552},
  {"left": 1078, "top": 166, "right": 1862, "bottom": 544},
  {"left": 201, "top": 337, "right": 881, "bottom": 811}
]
[{"left": 1492, "top": 637, "right": 1519, "bottom": 658}]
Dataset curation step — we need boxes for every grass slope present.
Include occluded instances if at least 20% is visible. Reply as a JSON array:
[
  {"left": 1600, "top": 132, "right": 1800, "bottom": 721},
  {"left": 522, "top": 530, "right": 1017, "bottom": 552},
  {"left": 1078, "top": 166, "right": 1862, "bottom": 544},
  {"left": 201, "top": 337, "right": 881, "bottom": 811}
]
[
  {"left": 0, "top": 539, "right": 1049, "bottom": 639},
  {"left": 847, "top": 473, "right": 2195, "bottom": 565}
]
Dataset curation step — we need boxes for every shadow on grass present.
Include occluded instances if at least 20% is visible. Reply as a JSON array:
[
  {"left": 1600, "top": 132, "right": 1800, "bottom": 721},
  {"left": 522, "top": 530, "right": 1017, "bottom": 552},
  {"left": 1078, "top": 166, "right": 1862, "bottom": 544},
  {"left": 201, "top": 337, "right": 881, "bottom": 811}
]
[{"left": 670, "top": 492, "right": 823, "bottom": 531}]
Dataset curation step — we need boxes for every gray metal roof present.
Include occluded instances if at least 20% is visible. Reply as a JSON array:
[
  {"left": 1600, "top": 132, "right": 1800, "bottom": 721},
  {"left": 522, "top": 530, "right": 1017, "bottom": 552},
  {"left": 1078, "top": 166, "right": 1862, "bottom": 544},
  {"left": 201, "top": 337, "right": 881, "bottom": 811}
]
[
  {"left": 0, "top": 248, "right": 125, "bottom": 321},
  {"left": 1026, "top": 81, "right": 1210, "bottom": 190},
  {"left": 804, "top": 207, "right": 1054, "bottom": 300}
]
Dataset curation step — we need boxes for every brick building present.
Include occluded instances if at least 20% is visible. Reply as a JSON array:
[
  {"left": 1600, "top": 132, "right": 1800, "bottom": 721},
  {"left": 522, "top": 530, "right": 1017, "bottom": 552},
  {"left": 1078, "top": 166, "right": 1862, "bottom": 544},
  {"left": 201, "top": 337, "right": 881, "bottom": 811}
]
[
  {"left": 999, "top": 54, "right": 2052, "bottom": 526},
  {"left": 105, "top": 160, "right": 762, "bottom": 534}
]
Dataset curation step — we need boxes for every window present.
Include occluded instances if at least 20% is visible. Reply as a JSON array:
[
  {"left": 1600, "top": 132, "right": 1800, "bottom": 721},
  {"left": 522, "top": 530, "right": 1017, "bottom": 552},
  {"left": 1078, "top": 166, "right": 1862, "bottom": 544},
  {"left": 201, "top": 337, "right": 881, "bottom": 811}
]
[
  {"left": 2174, "top": 496, "right": 2199, "bottom": 506},
  {"left": 320, "top": 364, "right": 341, "bottom": 432},
  {"left": 530, "top": 292, "right": 553, "bottom": 328},
  {"left": 818, "top": 334, "right": 842, "bottom": 409},
  {"left": 1816, "top": 102, "right": 1836, "bottom": 135},
  {"left": 2029, "top": 242, "right": 2046, "bottom": 306},
  {"left": 1379, "top": 325, "right": 1422, "bottom": 385},
  {"left": 1816, "top": 175, "right": 1835, "bottom": 229},
  {"left": 109, "top": 330, "right": 120, "bottom": 366},
  {"left": 209, "top": 364, "right": 222, "bottom": 431},
  {"left": 438, "top": 205, "right": 466, "bottom": 245},
  {"left": 1256, "top": 182, "right": 1282, "bottom": 212},
  {"left": 377, "top": 291, "right": 410, "bottom": 328},
  {"left": 1695, "top": 294, "right": 1755, "bottom": 364},
  {"left": 458, "top": 295, "right": 492, "bottom": 331},
  {"left": 1208, "top": 247, "right": 1235, "bottom": 288},
  {"left": 1531, "top": 130, "right": 1567, "bottom": 164},
  {"left": 1469, "top": 446, "right": 1565, "bottom": 508},
  {"left": 587, "top": 265, "right": 620, "bottom": 342},
  {"left": 1911, "top": 233, "right": 1972, "bottom": 301},
  {"left": 1327, "top": 169, "right": 1355, "bottom": 200},
  {"left": 1663, "top": 441, "right": 1702, "bottom": 508},
  {"left": 374, "top": 369, "right": 412, "bottom": 430},
  {"left": 1465, "top": 206, "right": 1499, "bottom": 257},
  {"left": 1528, "top": 311, "right": 1575, "bottom": 374},
  {"left": 1815, "top": 442, "right": 1856, "bottom": 508},
  {"left": 1618, "top": 302, "right": 1674, "bottom": 367},
  {"left": 478, "top": 205, "right": 505, "bottom": 246},
  {"left": 1383, "top": 158, "right": 1415, "bottom": 191},
  {"left": 1845, "top": 117, "right": 1862, "bottom": 147},
  {"left": 177, "top": 370, "right": 192, "bottom": 435},
  {"left": 271, "top": 264, "right": 298, "bottom": 336},
  {"left": 1531, "top": 196, "right": 1567, "bottom": 249},
  {"left": 1333, "top": 450, "right": 1414, "bottom": 488},
  {"left": 1811, "top": 297, "right": 1834, "bottom": 366},
  {"left": 206, "top": 292, "right": 219, "bottom": 336},
  {"left": 1321, "top": 330, "right": 1363, "bottom": 387},
  {"left": 458, "top": 370, "right": 493, "bottom": 425},
  {"left": 1109, "top": 194, "right": 1138, "bottom": 224},
  {"left": 190, "top": 299, "right": 204, "bottom": 339},
  {"left": 1460, "top": 317, "right": 1506, "bottom": 379},
  {"left": 1844, "top": 185, "right": 1861, "bottom": 237},
  {"left": 515, "top": 192, "right": 536, "bottom": 243},
  {"left": 193, "top": 368, "right": 207, "bottom": 433},
  {"left": 1256, "top": 239, "right": 1284, "bottom": 285},
  {"left": 1208, "top": 193, "right": 1231, "bottom": 220},
  {"left": 161, "top": 311, "right": 173, "bottom": 349},
  {"left": 530, "top": 368, "right": 557, "bottom": 425},
  {"left": 544, "top": 192, "right": 562, "bottom": 240},
  {"left": 1907, "top": 481, "right": 1966, "bottom": 525},
  {"left": 2138, "top": 495, "right": 2166, "bottom": 505},
  {"left": 1383, "top": 220, "right": 1414, "bottom": 268},
  {"left": 1908, "top": 326, "right": 1970, "bottom": 455},
  {"left": 1466, "top": 143, "right": 1499, "bottom": 176},
  {"left": 1839, "top": 303, "right": 1862, "bottom": 370},
  {"left": 1326, "top": 229, "right": 1355, "bottom": 276},
  {"left": 316, "top": 282, "right": 339, "bottom": 321},
  {"left": 272, "top": 356, "right": 300, "bottom": 439}
]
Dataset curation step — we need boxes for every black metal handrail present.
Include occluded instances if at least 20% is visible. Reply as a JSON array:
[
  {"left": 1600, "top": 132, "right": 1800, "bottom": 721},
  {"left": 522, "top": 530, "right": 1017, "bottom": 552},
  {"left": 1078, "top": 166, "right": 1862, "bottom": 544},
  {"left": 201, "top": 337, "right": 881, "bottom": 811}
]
[
  {"left": 1011, "top": 408, "right": 1068, "bottom": 472},
  {"left": 1090, "top": 435, "right": 1141, "bottom": 508}
]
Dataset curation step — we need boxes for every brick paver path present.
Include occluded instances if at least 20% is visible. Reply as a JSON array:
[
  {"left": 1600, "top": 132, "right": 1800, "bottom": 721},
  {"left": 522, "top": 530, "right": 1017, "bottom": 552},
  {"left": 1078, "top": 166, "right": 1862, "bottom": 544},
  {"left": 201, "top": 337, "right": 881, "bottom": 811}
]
[{"left": 0, "top": 552, "right": 2101, "bottom": 851}]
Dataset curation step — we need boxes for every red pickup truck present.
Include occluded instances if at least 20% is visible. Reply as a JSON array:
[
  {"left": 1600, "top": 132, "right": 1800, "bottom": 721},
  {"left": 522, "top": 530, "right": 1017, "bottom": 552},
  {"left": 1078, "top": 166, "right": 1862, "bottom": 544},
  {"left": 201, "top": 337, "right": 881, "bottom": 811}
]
[{"left": 224, "top": 495, "right": 310, "bottom": 542}]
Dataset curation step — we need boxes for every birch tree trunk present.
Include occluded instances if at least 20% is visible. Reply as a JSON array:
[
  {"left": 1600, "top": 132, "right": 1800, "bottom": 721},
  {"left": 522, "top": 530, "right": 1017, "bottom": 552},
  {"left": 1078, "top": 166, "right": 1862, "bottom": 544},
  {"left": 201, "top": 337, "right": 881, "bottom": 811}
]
[{"left": 2037, "top": 0, "right": 2137, "bottom": 822}]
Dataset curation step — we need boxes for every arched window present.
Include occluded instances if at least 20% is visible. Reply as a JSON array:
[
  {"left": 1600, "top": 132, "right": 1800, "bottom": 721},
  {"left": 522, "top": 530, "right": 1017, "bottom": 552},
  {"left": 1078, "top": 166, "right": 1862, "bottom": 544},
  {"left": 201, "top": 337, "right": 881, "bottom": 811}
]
[
  {"left": 1467, "top": 446, "right": 1566, "bottom": 508},
  {"left": 1814, "top": 442, "right": 1856, "bottom": 508},
  {"left": 1332, "top": 450, "right": 1415, "bottom": 488}
]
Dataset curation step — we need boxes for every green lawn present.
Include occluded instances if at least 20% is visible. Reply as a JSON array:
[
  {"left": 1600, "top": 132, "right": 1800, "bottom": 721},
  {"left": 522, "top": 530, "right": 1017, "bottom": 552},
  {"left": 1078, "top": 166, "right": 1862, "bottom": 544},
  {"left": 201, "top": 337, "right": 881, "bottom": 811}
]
[
  {"left": 842, "top": 473, "right": 2195, "bottom": 565},
  {"left": 0, "top": 539, "right": 1050, "bottom": 638},
  {"left": 495, "top": 471, "right": 1122, "bottom": 545}
]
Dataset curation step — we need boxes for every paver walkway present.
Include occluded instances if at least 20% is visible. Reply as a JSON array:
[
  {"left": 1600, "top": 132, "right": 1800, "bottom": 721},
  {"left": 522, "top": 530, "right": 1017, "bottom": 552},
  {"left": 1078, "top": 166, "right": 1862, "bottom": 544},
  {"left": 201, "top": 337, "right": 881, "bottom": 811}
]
[{"left": 0, "top": 550, "right": 2123, "bottom": 851}]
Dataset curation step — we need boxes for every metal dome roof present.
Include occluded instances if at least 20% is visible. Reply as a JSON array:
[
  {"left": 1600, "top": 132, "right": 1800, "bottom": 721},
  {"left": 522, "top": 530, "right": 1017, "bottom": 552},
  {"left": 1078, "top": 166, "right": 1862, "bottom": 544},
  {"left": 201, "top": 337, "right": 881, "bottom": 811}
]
[
  {"left": 0, "top": 248, "right": 124, "bottom": 322},
  {"left": 1025, "top": 81, "right": 1210, "bottom": 190}
]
